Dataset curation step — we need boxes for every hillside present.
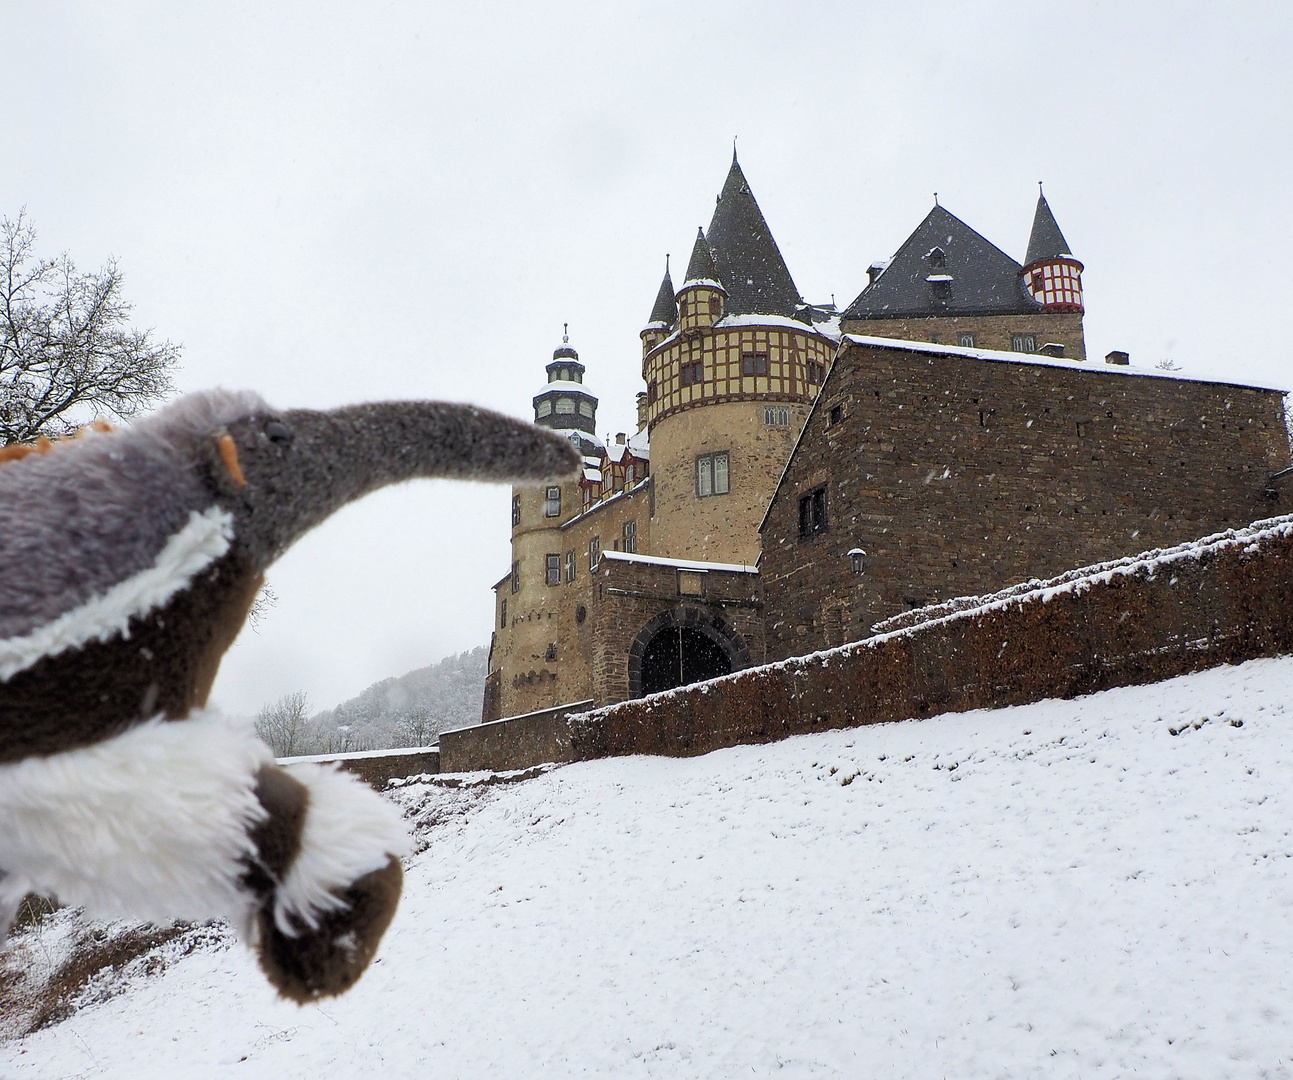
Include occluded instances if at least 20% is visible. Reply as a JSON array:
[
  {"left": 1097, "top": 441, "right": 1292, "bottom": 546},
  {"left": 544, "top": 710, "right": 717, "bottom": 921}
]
[
  {"left": 306, "top": 645, "right": 488, "bottom": 751},
  {"left": 4, "top": 656, "right": 1292, "bottom": 1077}
]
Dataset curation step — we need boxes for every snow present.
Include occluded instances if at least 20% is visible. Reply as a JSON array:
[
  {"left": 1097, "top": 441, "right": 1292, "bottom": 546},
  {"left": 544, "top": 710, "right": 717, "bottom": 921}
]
[
  {"left": 844, "top": 334, "right": 1289, "bottom": 392},
  {"left": 600, "top": 550, "right": 759, "bottom": 574},
  {"left": 6, "top": 657, "right": 1293, "bottom": 1077},
  {"left": 533, "top": 380, "right": 597, "bottom": 398}
]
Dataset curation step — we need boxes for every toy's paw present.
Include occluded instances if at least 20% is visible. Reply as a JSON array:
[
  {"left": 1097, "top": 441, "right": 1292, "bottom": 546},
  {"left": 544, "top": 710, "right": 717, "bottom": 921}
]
[{"left": 254, "top": 854, "right": 402, "bottom": 1002}]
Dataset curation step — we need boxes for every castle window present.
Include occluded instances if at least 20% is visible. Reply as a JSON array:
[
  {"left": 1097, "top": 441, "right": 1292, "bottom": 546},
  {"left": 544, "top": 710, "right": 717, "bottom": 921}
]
[
  {"left": 544, "top": 486, "right": 562, "bottom": 517},
  {"left": 958, "top": 332, "right": 976, "bottom": 348},
  {"left": 545, "top": 553, "right": 561, "bottom": 586},
  {"left": 648, "top": 381, "right": 658, "bottom": 404},
  {"left": 622, "top": 519, "right": 638, "bottom": 554},
  {"left": 579, "top": 400, "right": 594, "bottom": 418},
  {"left": 829, "top": 404, "right": 844, "bottom": 426},
  {"left": 589, "top": 536, "right": 600, "bottom": 570},
  {"left": 764, "top": 406, "right": 790, "bottom": 426},
  {"left": 697, "top": 451, "right": 730, "bottom": 497},
  {"left": 709, "top": 297, "right": 721, "bottom": 316},
  {"left": 798, "top": 487, "right": 828, "bottom": 538},
  {"left": 742, "top": 353, "right": 768, "bottom": 376},
  {"left": 500, "top": 598, "right": 507, "bottom": 628},
  {"left": 806, "top": 361, "right": 824, "bottom": 384},
  {"left": 545, "top": 642, "right": 557, "bottom": 662},
  {"left": 511, "top": 560, "right": 520, "bottom": 594},
  {"left": 556, "top": 398, "right": 576, "bottom": 414},
  {"left": 537, "top": 400, "right": 552, "bottom": 417},
  {"left": 565, "top": 549, "right": 577, "bottom": 582},
  {"left": 680, "top": 360, "right": 704, "bottom": 386},
  {"left": 1011, "top": 334, "right": 1037, "bottom": 354},
  {"left": 511, "top": 493, "right": 521, "bottom": 527},
  {"left": 626, "top": 464, "right": 635, "bottom": 485}
]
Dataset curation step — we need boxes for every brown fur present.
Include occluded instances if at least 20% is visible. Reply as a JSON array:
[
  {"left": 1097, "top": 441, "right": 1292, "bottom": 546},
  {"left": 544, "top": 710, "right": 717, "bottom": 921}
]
[
  {"left": 253, "top": 856, "right": 403, "bottom": 1003},
  {"left": 241, "top": 766, "right": 309, "bottom": 902},
  {"left": 0, "top": 549, "right": 263, "bottom": 763}
]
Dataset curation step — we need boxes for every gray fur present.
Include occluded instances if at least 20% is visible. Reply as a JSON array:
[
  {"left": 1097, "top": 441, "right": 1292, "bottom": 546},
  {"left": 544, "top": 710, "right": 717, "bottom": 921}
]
[{"left": 0, "top": 390, "right": 580, "bottom": 639}]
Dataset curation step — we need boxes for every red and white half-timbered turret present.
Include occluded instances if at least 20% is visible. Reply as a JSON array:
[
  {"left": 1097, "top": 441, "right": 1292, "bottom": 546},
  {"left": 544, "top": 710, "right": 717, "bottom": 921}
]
[{"left": 1022, "top": 186, "right": 1084, "bottom": 313}]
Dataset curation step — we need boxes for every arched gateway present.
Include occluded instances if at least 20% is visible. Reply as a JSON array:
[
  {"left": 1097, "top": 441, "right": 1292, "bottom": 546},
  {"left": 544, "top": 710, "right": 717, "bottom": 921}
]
[{"left": 627, "top": 607, "right": 752, "bottom": 698}]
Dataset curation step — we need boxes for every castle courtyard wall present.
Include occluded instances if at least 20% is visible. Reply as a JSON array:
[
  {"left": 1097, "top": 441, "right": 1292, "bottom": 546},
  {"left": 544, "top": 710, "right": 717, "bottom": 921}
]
[
  {"left": 841, "top": 311, "right": 1086, "bottom": 360},
  {"left": 760, "top": 337, "right": 1290, "bottom": 660}
]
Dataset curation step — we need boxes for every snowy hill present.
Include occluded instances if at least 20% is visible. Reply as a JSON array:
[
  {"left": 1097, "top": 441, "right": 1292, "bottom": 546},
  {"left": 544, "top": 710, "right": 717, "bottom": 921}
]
[{"left": 4, "top": 656, "right": 1293, "bottom": 1077}]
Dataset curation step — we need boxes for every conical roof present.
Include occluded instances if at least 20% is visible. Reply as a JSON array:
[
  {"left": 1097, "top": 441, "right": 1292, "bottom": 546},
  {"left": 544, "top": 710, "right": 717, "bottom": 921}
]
[
  {"left": 843, "top": 204, "right": 1038, "bottom": 320},
  {"left": 645, "top": 259, "right": 677, "bottom": 328},
  {"left": 1025, "top": 192, "right": 1074, "bottom": 265},
  {"left": 705, "top": 153, "right": 801, "bottom": 316},
  {"left": 681, "top": 228, "right": 722, "bottom": 289}
]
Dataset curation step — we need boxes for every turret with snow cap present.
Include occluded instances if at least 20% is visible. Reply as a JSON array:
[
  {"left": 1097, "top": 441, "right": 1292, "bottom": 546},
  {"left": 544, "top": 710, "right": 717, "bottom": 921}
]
[
  {"left": 533, "top": 325, "right": 600, "bottom": 452},
  {"left": 641, "top": 257, "right": 677, "bottom": 357},
  {"left": 676, "top": 228, "right": 726, "bottom": 333}
]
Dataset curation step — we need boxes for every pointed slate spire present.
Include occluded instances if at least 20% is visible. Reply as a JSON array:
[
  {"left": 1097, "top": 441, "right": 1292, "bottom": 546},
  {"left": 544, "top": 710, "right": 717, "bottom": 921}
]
[
  {"left": 705, "top": 155, "right": 801, "bottom": 316},
  {"left": 645, "top": 256, "right": 677, "bottom": 328},
  {"left": 1025, "top": 188, "right": 1074, "bottom": 264},
  {"left": 682, "top": 227, "right": 721, "bottom": 289}
]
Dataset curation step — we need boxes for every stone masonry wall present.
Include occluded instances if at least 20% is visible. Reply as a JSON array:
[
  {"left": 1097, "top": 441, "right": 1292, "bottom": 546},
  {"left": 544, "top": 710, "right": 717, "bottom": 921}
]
[
  {"left": 841, "top": 312, "right": 1086, "bottom": 360},
  {"left": 443, "top": 514, "right": 1293, "bottom": 772},
  {"left": 761, "top": 338, "right": 1291, "bottom": 660}
]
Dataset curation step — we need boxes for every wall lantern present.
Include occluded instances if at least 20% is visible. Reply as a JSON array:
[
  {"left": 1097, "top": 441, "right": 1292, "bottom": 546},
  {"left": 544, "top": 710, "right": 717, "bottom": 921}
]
[{"left": 848, "top": 547, "right": 867, "bottom": 574}]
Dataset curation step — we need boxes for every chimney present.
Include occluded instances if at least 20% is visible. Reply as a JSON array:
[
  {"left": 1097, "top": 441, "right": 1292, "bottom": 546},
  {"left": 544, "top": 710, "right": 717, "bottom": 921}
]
[
  {"left": 1105, "top": 350, "right": 1129, "bottom": 366},
  {"left": 616, "top": 432, "right": 626, "bottom": 445},
  {"left": 867, "top": 261, "right": 888, "bottom": 286},
  {"left": 635, "top": 392, "right": 648, "bottom": 431},
  {"left": 1039, "top": 343, "right": 1065, "bottom": 358}
]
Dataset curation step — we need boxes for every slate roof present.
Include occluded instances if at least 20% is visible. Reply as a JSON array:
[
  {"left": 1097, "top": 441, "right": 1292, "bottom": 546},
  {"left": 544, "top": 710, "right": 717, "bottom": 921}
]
[
  {"left": 704, "top": 153, "right": 802, "bottom": 317},
  {"left": 646, "top": 260, "right": 677, "bottom": 328},
  {"left": 843, "top": 204, "right": 1039, "bottom": 320},
  {"left": 682, "top": 228, "right": 723, "bottom": 289},
  {"left": 1025, "top": 192, "right": 1076, "bottom": 265}
]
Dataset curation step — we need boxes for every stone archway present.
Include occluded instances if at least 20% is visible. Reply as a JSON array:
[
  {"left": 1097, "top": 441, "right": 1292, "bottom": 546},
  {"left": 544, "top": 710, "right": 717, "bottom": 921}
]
[{"left": 627, "top": 606, "right": 752, "bottom": 698}]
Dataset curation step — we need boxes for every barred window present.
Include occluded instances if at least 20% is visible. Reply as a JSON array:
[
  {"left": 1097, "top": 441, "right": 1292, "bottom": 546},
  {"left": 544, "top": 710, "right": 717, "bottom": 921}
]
[
  {"left": 545, "top": 553, "right": 561, "bottom": 586},
  {"left": 697, "top": 452, "right": 730, "bottom": 497}
]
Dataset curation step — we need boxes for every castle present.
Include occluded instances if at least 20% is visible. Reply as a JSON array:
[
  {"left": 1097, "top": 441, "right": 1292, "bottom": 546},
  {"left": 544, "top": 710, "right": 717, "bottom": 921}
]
[{"left": 482, "top": 153, "right": 1290, "bottom": 723}]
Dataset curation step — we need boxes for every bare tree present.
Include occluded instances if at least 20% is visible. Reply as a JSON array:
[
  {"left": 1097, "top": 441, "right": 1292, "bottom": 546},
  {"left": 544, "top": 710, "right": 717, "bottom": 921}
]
[
  {"left": 254, "top": 690, "right": 312, "bottom": 757},
  {"left": 395, "top": 707, "right": 436, "bottom": 748},
  {"left": 246, "top": 583, "right": 279, "bottom": 635},
  {"left": 0, "top": 209, "right": 178, "bottom": 445}
]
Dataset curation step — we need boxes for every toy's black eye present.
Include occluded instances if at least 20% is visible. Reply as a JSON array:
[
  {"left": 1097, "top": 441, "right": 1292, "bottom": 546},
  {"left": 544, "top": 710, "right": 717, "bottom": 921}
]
[{"left": 265, "top": 419, "right": 294, "bottom": 446}]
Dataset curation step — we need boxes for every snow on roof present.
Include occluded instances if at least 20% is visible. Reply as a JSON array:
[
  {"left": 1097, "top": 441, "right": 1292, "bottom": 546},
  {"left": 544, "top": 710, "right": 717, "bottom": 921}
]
[
  {"left": 627, "top": 430, "right": 649, "bottom": 456},
  {"left": 549, "top": 427, "right": 604, "bottom": 449},
  {"left": 582, "top": 467, "right": 602, "bottom": 483},
  {"left": 925, "top": 274, "right": 954, "bottom": 282},
  {"left": 681, "top": 276, "right": 724, "bottom": 291},
  {"left": 843, "top": 335, "right": 1289, "bottom": 392},
  {"left": 559, "top": 476, "right": 651, "bottom": 529},
  {"left": 601, "top": 550, "right": 758, "bottom": 574},
  {"left": 535, "top": 380, "right": 598, "bottom": 398}
]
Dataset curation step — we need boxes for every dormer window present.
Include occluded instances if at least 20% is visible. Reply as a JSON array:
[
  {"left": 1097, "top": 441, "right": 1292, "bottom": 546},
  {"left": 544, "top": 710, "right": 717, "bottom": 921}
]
[{"left": 928, "top": 246, "right": 946, "bottom": 269}]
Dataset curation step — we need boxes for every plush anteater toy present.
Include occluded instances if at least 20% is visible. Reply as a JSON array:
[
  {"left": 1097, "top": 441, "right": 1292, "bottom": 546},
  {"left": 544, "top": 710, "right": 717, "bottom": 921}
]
[{"left": 0, "top": 390, "right": 579, "bottom": 1001}]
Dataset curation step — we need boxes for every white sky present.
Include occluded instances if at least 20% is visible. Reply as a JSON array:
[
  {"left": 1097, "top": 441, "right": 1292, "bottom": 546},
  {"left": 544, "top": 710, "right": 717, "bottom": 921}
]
[{"left": 3, "top": 2, "right": 1291, "bottom": 716}]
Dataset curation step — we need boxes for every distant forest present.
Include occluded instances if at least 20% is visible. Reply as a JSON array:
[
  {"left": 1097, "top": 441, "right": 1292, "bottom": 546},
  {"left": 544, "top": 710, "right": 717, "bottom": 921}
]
[{"left": 255, "top": 646, "right": 488, "bottom": 756}]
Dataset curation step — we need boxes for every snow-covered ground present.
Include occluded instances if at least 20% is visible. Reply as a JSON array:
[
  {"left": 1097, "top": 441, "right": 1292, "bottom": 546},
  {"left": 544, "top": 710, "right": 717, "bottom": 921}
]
[{"left": 4, "top": 657, "right": 1293, "bottom": 1078}]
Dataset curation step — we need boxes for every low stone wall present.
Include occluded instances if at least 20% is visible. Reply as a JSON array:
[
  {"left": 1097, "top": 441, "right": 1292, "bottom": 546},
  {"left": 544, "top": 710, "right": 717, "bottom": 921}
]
[
  {"left": 278, "top": 746, "right": 440, "bottom": 788},
  {"left": 439, "top": 700, "right": 593, "bottom": 773},
  {"left": 444, "top": 515, "right": 1293, "bottom": 771}
]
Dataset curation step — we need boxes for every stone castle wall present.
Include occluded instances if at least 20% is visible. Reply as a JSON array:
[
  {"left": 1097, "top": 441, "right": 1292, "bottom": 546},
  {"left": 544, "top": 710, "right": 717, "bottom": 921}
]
[
  {"left": 760, "top": 338, "right": 1291, "bottom": 660},
  {"left": 841, "top": 311, "right": 1086, "bottom": 360}
]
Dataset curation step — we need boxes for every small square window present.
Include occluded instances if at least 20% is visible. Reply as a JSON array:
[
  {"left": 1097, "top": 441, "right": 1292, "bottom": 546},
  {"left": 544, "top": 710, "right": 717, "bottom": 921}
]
[
  {"left": 511, "top": 493, "right": 521, "bottom": 527},
  {"left": 798, "top": 487, "right": 828, "bottom": 538},
  {"left": 829, "top": 404, "right": 844, "bottom": 426},
  {"left": 545, "top": 553, "right": 561, "bottom": 586},
  {"left": 742, "top": 353, "right": 768, "bottom": 376},
  {"left": 544, "top": 486, "right": 562, "bottom": 517}
]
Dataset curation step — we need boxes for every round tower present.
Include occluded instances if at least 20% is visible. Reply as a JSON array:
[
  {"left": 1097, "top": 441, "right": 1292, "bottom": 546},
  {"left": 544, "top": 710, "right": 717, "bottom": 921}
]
[
  {"left": 1022, "top": 186, "right": 1084, "bottom": 313},
  {"left": 639, "top": 155, "right": 838, "bottom": 565}
]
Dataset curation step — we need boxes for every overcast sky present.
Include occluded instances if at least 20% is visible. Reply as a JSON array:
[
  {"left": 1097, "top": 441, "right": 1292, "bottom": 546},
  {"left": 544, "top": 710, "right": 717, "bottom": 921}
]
[{"left": 3, "top": 2, "right": 1290, "bottom": 717}]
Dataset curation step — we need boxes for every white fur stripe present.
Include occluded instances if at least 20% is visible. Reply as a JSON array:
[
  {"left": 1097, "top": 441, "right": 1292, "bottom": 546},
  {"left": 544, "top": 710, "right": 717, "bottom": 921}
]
[
  {"left": 0, "top": 708, "right": 273, "bottom": 927},
  {"left": 0, "top": 506, "right": 234, "bottom": 682},
  {"left": 275, "top": 763, "right": 410, "bottom": 935}
]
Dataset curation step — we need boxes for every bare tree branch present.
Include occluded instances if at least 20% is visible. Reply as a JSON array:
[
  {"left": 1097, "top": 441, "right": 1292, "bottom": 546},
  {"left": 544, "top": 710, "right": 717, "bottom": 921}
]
[{"left": 0, "top": 210, "right": 178, "bottom": 445}]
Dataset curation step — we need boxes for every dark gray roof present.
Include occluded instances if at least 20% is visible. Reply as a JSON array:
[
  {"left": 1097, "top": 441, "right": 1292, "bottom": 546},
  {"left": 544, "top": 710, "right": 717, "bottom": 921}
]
[
  {"left": 705, "top": 154, "right": 801, "bottom": 316},
  {"left": 646, "top": 260, "right": 677, "bottom": 328},
  {"left": 682, "top": 228, "right": 721, "bottom": 288},
  {"left": 1025, "top": 193, "right": 1075, "bottom": 265},
  {"left": 843, "top": 204, "right": 1039, "bottom": 320}
]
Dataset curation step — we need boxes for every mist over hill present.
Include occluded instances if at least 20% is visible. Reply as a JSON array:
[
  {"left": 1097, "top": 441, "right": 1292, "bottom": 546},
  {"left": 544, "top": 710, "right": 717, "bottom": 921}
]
[{"left": 304, "top": 645, "right": 488, "bottom": 752}]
